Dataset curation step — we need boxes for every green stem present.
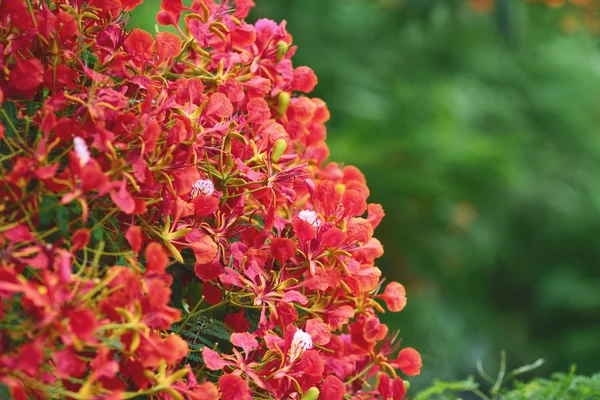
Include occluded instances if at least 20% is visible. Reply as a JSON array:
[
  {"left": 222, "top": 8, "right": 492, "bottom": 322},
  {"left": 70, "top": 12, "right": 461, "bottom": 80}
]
[{"left": 176, "top": 296, "right": 205, "bottom": 334}]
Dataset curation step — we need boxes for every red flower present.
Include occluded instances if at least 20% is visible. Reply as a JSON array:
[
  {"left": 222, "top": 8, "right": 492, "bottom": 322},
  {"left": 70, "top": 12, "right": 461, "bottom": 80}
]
[
  {"left": 378, "top": 373, "right": 407, "bottom": 400},
  {"left": 292, "top": 66, "right": 318, "bottom": 93},
  {"left": 68, "top": 309, "right": 98, "bottom": 342},
  {"left": 0, "top": 1, "right": 419, "bottom": 397},
  {"left": 54, "top": 347, "right": 87, "bottom": 379},
  {"left": 234, "top": 0, "right": 256, "bottom": 18},
  {"left": 379, "top": 282, "right": 407, "bottom": 312},
  {"left": 224, "top": 308, "right": 251, "bottom": 332},
  {"left": 219, "top": 374, "right": 252, "bottom": 400},
  {"left": 321, "top": 375, "right": 346, "bottom": 400},
  {"left": 71, "top": 229, "right": 91, "bottom": 252},
  {"left": 392, "top": 348, "right": 422, "bottom": 376},
  {"left": 125, "top": 225, "right": 144, "bottom": 253},
  {"left": 270, "top": 237, "right": 297, "bottom": 265},
  {"left": 145, "top": 242, "right": 170, "bottom": 274},
  {"left": 11, "top": 58, "right": 44, "bottom": 94},
  {"left": 206, "top": 92, "right": 234, "bottom": 119},
  {"left": 156, "top": 31, "right": 182, "bottom": 63},
  {"left": 17, "top": 341, "right": 43, "bottom": 377}
]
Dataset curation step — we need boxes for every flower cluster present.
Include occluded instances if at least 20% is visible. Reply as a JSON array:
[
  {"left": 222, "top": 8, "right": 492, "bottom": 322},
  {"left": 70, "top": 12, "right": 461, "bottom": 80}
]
[{"left": 0, "top": 0, "right": 421, "bottom": 399}]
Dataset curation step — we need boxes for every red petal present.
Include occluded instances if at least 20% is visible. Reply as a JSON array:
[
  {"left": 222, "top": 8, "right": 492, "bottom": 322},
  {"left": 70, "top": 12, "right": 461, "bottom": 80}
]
[
  {"left": 363, "top": 315, "right": 381, "bottom": 342},
  {"left": 247, "top": 97, "right": 270, "bottom": 124},
  {"left": 194, "top": 261, "right": 223, "bottom": 281},
  {"left": 393, "top": 348, "right": 422, "bottom": 376},
  {"left": 12, "top": 58, "right": 43, "bottom": 92},
  {"left": 342, "top": 188, "right": 368, "bottom": 217},
  {"left": 298, "top": 349, "right": 324, "bottom": 377},
  {"left": 282, "top": 290, "right": 308, "bottom": 305},
  {"left": 305, "top": 318, "right": 330, "bottom": 346},
  {"left": 145, "top": 242, "right": 169, "bottom": 274},
  {"left": 202, "top": 282, "right": 223, "bottom": 305},
  {"left": 367, "top": 203, "right": 385, "bottom": 230},
  {"left": 17, "top": 341, "right": 43, "bottom": 377},
  {"left": 231, "top": 22, "right": 256, "bottom": 48},
  {"left": 327, "top": 306, "right": 355, "bottom": 330},
  {"left": 219, "top": 374, "right": 251, "bottom": 400},
  {"left": 381, "top": 282, "right": 407, "bottom": 312},
  {"left": 392, "top": 378, "right": 408, "bottom": 400},
  {"left": 91, "top": 347, "right": 118, "bottom": 380},
  {"left": 143, "top": 122, "right": 161, "bottom": 154},
  {"left": 269, "top": 237, "right": 297, "bottom": 265},
  {"left": 69, "top": 309, "right": 98, "bottom": 340},
  {"left": 233, "top": 0, "right": 255, "bottom": 18},
  {"left": 230, "top": 332, "right": 259, "bottom": 354},
  {"left": 205, "top": 92, "right": 233, "bottom": 118},
  {"left": 53, "top": 249, "right": 72, "bottom": 283},
  {"left": 292, "top": 66, "right": 318, "bottom": 93},
  {"left": 121, "top": 0, "right": 143, "bottom": 11},
  {"left": 192, "top": 195, "right": 220, "bottom": 217},
  {"left": 321, "top": 375, "right": 346, "bottom": 400},
  {"left": 354, "top": 266, "right": 382, "bottom": 292},
  {"left": 194, "top": 381, "right": 220, "bottom": 399},
  {"left": 110, "top": 179, "right": 135, "bottom": 214},
  {"left": 125, "top": 225, "right": 144, "bottom": 253},
  {"left": 4, "top": 224, "right": 34, "bottom": 242},
  {"left": 124, "top": 28, "right": 154, "bottom": 55},
  {"left": 54, "top": 347, "right": 86, "bottom": 378},
  {"left": 292, "top": 217, "right": 317, "bottom": 243},
  {"left": 186, "top": 233, "right": 219, "bottom": 264},
  {"left": 173, "top": 166, "right": 200, "bottom": 196},
  {"left": 156, "top": 31, "right": 182, "bottom": 62},
  {"left": 269, "top": 302, "right": 298, "bottom": 328},
  {"left": 202, "top": 347, "right": 229, "bottom": 370},
  {"left": 224, "top": 308, "right": 251, "bottom": 333},
  {"left": 71, "top": 229, "right": 90, "bottom": 252}
]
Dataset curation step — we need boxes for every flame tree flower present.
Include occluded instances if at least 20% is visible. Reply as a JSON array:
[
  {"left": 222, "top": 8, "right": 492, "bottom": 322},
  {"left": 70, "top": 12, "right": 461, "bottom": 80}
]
[{"left": 0, "top": 0, "right": 420, "bottom": 399}]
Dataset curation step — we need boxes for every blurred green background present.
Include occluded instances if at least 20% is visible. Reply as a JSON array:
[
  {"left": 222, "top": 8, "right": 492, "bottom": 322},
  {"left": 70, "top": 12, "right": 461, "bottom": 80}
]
[{"left": 132, "top": 0, "right": 600, "bottom": 392}]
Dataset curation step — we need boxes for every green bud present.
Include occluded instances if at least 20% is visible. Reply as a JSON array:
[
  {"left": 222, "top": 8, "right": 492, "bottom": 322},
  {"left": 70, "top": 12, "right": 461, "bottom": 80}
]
[
  {"left": 276, "top": 91, "right": 291, "bottom": 116},
  {"left": 276, "top": 40, "right": 289, "bottom": 61},
  {"left": 271, "top": 139, "right": 287, "bottom": 163},
  {"left": 300, "top": 387, "right": 320, "bottom": 400},
  {"left": 403, "top": 380, "right": 411, "bottom": 391}
]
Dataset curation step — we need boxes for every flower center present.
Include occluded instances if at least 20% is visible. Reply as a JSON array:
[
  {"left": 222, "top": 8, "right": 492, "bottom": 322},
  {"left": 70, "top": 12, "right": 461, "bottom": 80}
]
[
  {"left": 289, "top": 328, "right": 312, "bottom": 363},
  {"left": 190, "top": 179, "right": 215, "bottom": 199},
  {"left": 298, "top": 210, "right": 321, "bottom": 228},
  {"left": 73, "top": 137, "right": 90, "bottom": 166}
]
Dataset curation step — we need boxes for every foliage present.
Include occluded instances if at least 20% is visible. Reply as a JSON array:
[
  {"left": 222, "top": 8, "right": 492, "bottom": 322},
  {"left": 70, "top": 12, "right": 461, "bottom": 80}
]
[
  {"left": 416, "top": 354, "right": 600, "bottom": 400},
  {"left": 470, "top": 0, "right": 600, "bottom": 36},
  {"left": 0, "top": 0, "right": 420, "bottom": 399}
]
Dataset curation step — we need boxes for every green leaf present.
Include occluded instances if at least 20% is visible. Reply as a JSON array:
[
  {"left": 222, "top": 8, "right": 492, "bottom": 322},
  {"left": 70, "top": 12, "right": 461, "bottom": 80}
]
[
  {"left": 415, "top": 377, "right": 479, "bottom": 400},
  {"left": 0, "top": 102, "right": 17, "bottom": 137},
  {"left": 92, "top": 226, "right": 104, "bottom": 242},
  {"left": 56, "top": 205, "right": 69, "bottom": 234},
  {"left": 82, "top": 50, "right": 98, "bottom": 67},
  {"left": 0, "top": 382, "right": 11, "bottom": 400},
  {"left": 39, "top": 197, "right": 58, "bottom": 227}
]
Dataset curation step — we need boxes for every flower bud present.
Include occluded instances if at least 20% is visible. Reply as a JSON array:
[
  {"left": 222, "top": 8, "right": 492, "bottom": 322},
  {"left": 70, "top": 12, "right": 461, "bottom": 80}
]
[
  {"left": 300, "top": 387, "right": 320, "bottom": 400},
  {"left": 271, "top": 139, "right": 287, "bottom": 163},
  {"left": 276, "top": 91, "right": 290, "bottom": 116},
  {"left": 276, "top": 40, "right": 289, "bottom": 61}
]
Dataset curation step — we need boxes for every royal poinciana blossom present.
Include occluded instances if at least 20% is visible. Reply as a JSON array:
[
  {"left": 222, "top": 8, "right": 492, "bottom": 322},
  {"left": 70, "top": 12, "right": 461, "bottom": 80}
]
[{"left": 0, "top": 0, "right": 421, "bottom": 399}]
